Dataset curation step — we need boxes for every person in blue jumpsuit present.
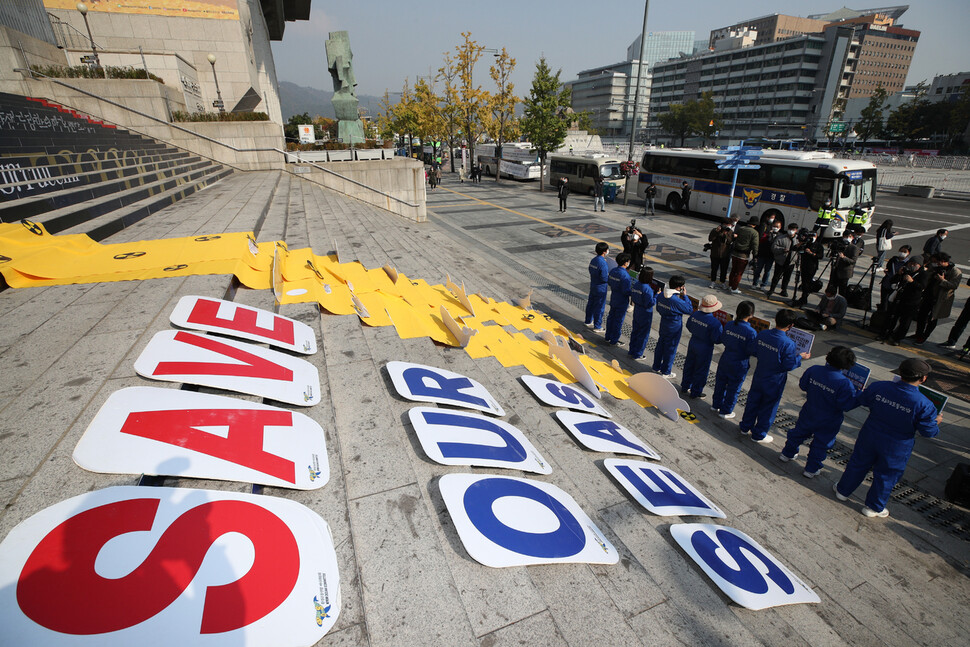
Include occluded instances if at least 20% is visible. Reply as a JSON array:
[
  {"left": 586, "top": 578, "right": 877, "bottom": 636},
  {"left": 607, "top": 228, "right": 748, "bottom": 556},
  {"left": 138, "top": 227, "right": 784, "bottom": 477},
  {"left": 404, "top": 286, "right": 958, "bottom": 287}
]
[
  {"left": 604, "top": 253, "right": 632, "bottom": 345},
  {"left": 779, "top": 346, "right": 860, "bottom": 478},
  {"left": 652, "top": 275, "right": 693, "bottom": 379},
  {"left": 712, "top": 300, "right": 757, "bottom": 419},
  {"left": 680, "top": 294, "right": 724, "bottom": 398},
  {"left": 739, "top": 309, "right": 810, "bottom": 444},
  {"left": 834, "top": 358, "right": 942, "bottom": 518},
  {"left": 628, "top": 267, "right": 659, "bottom": 360},
  {"left": 584, "top": 242, "right": 610, "bottom": 332}
]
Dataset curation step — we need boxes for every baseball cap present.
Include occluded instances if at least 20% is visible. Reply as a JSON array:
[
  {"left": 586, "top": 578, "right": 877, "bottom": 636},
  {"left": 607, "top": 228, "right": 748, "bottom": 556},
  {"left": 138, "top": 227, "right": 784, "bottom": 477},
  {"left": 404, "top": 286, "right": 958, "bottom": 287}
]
[{"left": 892, "top": 358, "right": 931, "bottom": 380}]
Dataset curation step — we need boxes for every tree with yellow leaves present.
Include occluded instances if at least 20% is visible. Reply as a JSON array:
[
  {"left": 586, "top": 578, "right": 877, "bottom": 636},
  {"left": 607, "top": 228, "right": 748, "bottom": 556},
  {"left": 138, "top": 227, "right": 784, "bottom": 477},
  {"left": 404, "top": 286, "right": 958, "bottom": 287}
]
[
  {"left": 449, "top": 32, "right": 491, "bottom": 164},
  {"left": 484, "top": 47, "right": 518, "bottom": 184}
]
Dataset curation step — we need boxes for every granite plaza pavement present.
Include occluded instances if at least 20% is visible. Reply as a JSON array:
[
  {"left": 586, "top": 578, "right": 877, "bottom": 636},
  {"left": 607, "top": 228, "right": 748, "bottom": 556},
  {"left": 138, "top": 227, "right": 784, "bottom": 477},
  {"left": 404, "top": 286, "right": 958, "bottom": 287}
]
[{"left": 1, "top": 169, "right": 968, "bottom": 646}]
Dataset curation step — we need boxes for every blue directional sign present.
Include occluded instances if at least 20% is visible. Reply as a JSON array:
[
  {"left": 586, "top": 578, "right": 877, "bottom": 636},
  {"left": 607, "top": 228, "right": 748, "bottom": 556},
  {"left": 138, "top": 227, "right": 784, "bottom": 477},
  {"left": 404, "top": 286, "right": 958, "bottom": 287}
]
[
  {"left": 733, "top": 164, "right": 762, "bottom": 170},
  {"left": 718, "top": 141, "right": 764, "bottom": 219}
]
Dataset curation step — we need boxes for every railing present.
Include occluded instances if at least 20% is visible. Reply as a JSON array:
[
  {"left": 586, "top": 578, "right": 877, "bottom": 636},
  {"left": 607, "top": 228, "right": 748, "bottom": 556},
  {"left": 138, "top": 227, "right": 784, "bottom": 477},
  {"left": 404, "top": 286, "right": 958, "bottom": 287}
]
[
  {"left": 12, "top": 68, "right": 419, "bottom": 209},
  {"left": 47, "top": 12, "right": 102, "bottom": 51},
  {"left": 876, "top": 170, "right": 970, "bottom": 197}
]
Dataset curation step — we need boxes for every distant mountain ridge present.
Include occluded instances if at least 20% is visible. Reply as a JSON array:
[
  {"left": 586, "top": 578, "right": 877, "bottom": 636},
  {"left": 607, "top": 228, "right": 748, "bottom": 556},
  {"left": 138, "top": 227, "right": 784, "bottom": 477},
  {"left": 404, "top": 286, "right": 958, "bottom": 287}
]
[{"left": 279, "top": 81, "right": 386, "bottom": 121}]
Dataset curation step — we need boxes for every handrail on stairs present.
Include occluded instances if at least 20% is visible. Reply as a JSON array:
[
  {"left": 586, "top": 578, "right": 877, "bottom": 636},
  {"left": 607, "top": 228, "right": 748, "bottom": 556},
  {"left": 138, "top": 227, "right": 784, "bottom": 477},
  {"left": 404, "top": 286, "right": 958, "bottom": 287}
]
[{"left": 13, "top": 67, "right": 421, "bottom": 209}]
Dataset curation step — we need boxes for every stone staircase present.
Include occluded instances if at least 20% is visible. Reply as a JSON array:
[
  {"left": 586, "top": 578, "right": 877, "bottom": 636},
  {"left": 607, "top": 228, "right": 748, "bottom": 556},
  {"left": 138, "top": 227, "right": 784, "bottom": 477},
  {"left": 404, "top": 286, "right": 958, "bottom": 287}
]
[{"left": 0, "top": 91, "right": 232, "bottom": 241}]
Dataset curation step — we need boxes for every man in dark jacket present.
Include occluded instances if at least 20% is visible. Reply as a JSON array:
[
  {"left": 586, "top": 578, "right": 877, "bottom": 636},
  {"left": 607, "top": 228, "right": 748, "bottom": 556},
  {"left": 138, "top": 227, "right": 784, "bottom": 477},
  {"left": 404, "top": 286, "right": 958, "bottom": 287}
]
[
  {"left": 728, "top": 217, "right": 759, "bottom": 294},
  {"left": 914, "top": 252, "right": 962, "bottom": 344},
  {"left": 680, "top": 181, "right": 692, "bottom": 215},
  {"left": 921, "top": 229, "right": 947, "bottom": 264},
  {"left": 878, "top": 245, "right": 912, "bottom": 311},
  {"left": 879, "top": 257, "right": 928, "bottom": 345},
  {"left": 593, "top": 174, "right": 605, "bottom": 212},
  {"left": 828, "top": 229, "right": 859, "bottom": 295},
  {"left": 792, "top": 229, "right": 824, "bottom": 307},
  {"left": 766, "top": 223, "right": 799, "bottom": 298},
  {"left": 707, "top": 219, "right": 734, "bottom": 289},
  {"left": 557, "top": 177, "right": 570, "bottom": 212}
]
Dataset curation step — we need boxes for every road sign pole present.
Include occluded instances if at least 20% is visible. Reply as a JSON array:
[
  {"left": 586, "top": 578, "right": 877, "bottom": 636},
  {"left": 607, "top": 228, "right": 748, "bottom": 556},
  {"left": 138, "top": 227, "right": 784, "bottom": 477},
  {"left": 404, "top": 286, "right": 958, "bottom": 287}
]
[{"left": 725, "top": 166, "right": 740, "bottom": 221}]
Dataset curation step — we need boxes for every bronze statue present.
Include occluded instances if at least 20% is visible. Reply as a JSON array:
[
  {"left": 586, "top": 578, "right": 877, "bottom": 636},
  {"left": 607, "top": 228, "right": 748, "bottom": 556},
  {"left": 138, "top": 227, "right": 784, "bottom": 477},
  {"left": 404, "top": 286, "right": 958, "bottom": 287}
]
[{"left": 326, "top": 31, "right": 365, "bottom": 145}]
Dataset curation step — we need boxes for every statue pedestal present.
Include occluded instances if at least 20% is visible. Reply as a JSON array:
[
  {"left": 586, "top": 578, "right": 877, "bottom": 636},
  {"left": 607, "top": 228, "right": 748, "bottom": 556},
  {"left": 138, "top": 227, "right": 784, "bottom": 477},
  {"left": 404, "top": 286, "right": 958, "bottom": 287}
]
[{"left": 338, "top": 119, "right": 365, "bottom": 145}]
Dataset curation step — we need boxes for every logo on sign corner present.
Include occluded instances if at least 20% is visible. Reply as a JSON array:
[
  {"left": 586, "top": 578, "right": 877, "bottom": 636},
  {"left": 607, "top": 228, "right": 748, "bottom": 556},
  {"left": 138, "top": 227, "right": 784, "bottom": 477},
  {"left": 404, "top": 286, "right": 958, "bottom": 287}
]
[
  {"left": 313, "top": 596, "right": 331, "bottom": 626},
  {"left": 532, "top": 453, "right": 546, "bottom": 470},
  {"left": 587, "top": 525, "right": 609, "bottom": 553},
  {"left": 304, "top": 385, "right": 314, "bottom": 402},
  {"left": 308, "top": 454, "right": 322, "bottom": 481},
  {"left": 303, "top": 340, "right": 312, "bottom": 352},
  {"left": 742, "top": 188, "right": 763, "bottom": 208}
]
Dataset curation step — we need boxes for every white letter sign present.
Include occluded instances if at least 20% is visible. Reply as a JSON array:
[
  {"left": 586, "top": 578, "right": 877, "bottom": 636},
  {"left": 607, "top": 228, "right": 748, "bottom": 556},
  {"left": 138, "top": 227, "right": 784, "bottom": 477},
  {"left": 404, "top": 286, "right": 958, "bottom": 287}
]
[
  {"left": 604, "top": 459, "right": 724, "bottom": 518},
  {"left": 670, "top": 523, "right": 820, "bottom": 610},
  {"left": 554, "top": 411, "right": 659, "bottom": 459},
  {"left": 134, "top": 330, "right": 320, "bottom": 406},
  {"left": 73, "top": 387, "right": 329, "bottom": 489},
  {"left": 386, "top": 361, "right": 504, "bottom": 416},
  {"left": 439, "top": 473, "right": 618, "bottom": 567},
  {"left": 519, "top": 375, "right": 611, "bottom": 418},
  {"left": 170, "top": 295, "right": 317, "bottom": 354},
  {"left": 408, "top": 407, "right": 551, "bottom": 474},
  {"left": 0, "top": 486, "right": 341, "bottom": 645}
]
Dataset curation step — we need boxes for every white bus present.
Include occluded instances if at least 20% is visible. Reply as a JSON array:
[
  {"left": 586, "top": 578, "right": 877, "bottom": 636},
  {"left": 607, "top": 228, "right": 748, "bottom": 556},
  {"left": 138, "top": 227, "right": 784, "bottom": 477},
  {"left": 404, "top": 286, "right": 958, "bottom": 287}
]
[
  {"left": 477, "top": 143, "right": 542, "bottom": 180},
  {"left": 637, "top": 149, "right": 876, "bottom": 237}
]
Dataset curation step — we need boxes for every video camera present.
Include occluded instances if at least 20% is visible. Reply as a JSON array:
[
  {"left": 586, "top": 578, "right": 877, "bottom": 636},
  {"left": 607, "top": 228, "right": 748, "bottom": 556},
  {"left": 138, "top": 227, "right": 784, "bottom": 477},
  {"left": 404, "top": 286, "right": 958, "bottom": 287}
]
[{"left": 630, "top": 219, "right": 637, "bottom": 228}]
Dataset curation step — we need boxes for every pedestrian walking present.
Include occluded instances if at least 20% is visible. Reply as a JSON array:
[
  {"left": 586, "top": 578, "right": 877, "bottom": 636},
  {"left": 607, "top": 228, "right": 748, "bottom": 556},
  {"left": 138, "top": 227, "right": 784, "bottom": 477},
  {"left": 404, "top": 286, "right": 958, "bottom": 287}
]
[
  {"left": 644, "top": 182, "right": 657, "bottom": 215},
  {"left": 707, "top": 219, "right": 734, "bottom": 290},
  {"left": 605, "top": 254, "right": 633, "bottom": 345},
  {"left": 712, "top": 300, "right": 757, "bottom": 419},
  {"left": 834, "top": 358, "right": 942, "bottom": 518},
  {"left": 557, "top": 177, "right": 570, "bottom": 212},
  {"left": 593, "top": 174, "right": 605, "bottom": 212},
  {"left": 680, "top": 181, "right": 692, "bottom": 215},
  {"left": 584, "top": 242, "right": 610, "bottom": 332},
  {"left": 652, "top": 275, "right": 693, "bottom": 379},
  {"left": 459, "top": 165, "right": 467, "bottom": 183},
  {"left": 628, "top": 267, "right": 659, "bottom": 360},
  {"left": 739, "top": 309, "right": 810, "bottom": 444},
  {"left": 728, "top": 217, "right": 759, "bottom": 294},
  {"left": 779, "top": 346, "right": 859, "bottom": 478},
  {"left": 680, "top": 295, "right": 724, "bottom": 399}
]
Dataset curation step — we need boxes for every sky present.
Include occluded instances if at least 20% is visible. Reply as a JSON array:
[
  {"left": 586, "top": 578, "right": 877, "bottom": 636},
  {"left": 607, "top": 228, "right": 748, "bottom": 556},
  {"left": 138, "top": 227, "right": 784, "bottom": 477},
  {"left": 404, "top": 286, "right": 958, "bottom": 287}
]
[{"left": 271, "top": 0, "right": 970, "bottom": 99}]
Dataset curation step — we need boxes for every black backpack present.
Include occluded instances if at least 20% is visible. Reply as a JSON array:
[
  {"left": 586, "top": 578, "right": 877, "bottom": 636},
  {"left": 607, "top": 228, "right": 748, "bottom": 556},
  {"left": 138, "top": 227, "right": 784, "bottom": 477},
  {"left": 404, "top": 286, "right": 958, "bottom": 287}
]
[{"left": 944, "top": 463, "right": 970, "bottom": 508}]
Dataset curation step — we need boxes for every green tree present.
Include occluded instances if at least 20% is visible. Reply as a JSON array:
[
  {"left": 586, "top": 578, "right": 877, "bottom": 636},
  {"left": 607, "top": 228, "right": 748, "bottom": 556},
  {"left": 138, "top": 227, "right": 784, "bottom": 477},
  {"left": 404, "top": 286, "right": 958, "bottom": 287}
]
[
  {"left": 657, "top": 103, "right": 693, "bottom": 147},
  {"left": 437, "top": 55, "right": 462, "bottom": 172},
  {"left": 856, "top": 86, "right": 888, "bottom": 147},
  {"left": 692, "top": 92, "right": 721, "bottom": 143},
  {"left": 885, "top": 81, "right": 930, "bottom": 144},
  {"left": 284, "top": 112, "right": 312, "bottom": 142},
  {"left": 414, "top": 77, "right": 445, "bottom": 159},
  {"left": 484, "top": 47, "right": 518, "bottom": 183},
  {"left": 519, "top": 57, "right": 572, "bottom": 191},
  {"left": 574, "top": 110, "right": 599, "bottom": 135},
  {"left": 451, "top": 32, "right": 491, "bottom": 161}
]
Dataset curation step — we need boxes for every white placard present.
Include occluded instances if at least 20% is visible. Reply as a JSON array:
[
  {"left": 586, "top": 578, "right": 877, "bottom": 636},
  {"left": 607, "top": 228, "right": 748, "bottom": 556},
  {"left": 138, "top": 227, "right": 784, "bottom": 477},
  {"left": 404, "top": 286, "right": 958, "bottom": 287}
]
[
  {"left": 170, "top": 295, "right": 317, "bottom": 354},
  {"left": 786, "top": 327, "right": 815, "bottom": 356},
  {"left": 604, "top": 459, "right": 724, "bottom": 518},
  {"left": 298, "top": 124, "right": 315, "bottom": 143},
  {"left": 73, "top": 387, "right": 329, "bottom": 489},
  {"left": 554, "top": 411, "right": 659, "bottom": 459},
  {"left": 134, "top": 330, "right": 320, "bottom": 406},
  {"left": 670, "top": 523, "right": 820, "bottom": 610},
  {"left": 0, "top": 487, "right": 340, "bottom": 645},
  {"left": 408, "top": 407, "right": 551, "bottom": 474},
  {"left": 386, "top": 361, "right": 504, "bottom": 416},
  {"left": 439, "top": 473, "right": 618, "bottom": 567},
  {"left": 519, "top": 375, "right": 611, "bottom": 418}
]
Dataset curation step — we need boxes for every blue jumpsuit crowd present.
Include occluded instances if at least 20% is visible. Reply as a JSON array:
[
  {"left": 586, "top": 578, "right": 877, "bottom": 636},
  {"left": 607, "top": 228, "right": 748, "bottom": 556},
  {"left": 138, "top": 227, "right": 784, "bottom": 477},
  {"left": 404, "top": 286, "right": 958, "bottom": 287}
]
[
  {"left": 712, "top": 319, "right": 757, "bottom": 417},
  {"left": 605, "top": 265, "right": 632, "bottom": 345},
  {"left": 585, "top": 254, "right": 609, "bottom": 330},
  {"left": 653, "top": 290, "right": 693, "bottom": 376},
  {"left": 681, "top": 310, "right": 723, "bottom": 397},
  {"left": 627, "top": 279, "right": 656, "bottom": 360},
  {"left": 739, "top": 327, "right": 802, "bottom": 441},
  {"left": 781, "top": 364, "right": 859, "bottom": 475}
]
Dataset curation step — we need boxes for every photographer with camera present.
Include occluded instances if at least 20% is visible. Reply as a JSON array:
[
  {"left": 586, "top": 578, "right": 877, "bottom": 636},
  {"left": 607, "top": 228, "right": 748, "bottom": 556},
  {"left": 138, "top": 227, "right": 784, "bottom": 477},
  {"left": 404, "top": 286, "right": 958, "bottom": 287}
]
[
  {"left": 621, "top": 220, "right": 647, "bottom": 271},
  {"left": 791, "top": 228, "right": 824, "bottom": 307},
  {"left": 877, "top": 245, "right": 912, "bottom": 311},
  {"left": 913, "top": 252, "right": 962, "bottom": 344},
  {"left": 878, "top": 257, "right": 928, "bottom": 346},
  {"left": 706, "top": 218, "right": 735, "bottom": 290},
  {"left": 828, "top": 229, "right": 860, "bottom": 296},
  {"left": 765, "top": 223, "right": 800, "bottom": 298}
]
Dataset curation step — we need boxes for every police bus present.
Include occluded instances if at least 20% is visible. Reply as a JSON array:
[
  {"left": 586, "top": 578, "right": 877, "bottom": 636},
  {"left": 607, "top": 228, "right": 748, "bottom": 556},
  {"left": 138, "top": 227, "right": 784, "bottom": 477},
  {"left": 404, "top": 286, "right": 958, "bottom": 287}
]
[{"left": 637, "top": 149, "right": 876, "bottom": 237}]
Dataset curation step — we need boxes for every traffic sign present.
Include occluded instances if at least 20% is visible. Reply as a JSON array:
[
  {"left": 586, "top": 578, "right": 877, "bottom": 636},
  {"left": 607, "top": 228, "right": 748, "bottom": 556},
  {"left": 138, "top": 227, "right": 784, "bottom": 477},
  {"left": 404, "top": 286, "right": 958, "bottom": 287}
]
[
  {"left": 733, "top": 164, "right": 761, "bottom": 170},
  {"left": 829, "top": 122, "right": 846, "bottom": 133},
  {"left": 80, "top": 55, "right": 97, "bottom": 64}
]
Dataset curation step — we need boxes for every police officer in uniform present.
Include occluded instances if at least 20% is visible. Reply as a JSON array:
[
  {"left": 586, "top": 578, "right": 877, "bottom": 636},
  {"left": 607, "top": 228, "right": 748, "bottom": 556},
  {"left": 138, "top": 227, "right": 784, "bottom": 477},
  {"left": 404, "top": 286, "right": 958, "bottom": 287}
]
[
  {"left": 712, "top": 301, "right": 758, "bottom": 419},
  {"left": 652, "top": 275, "right": 693, "bottom": 379},
  {"left": 834, "top": 358, "right": 942, "bottom": 518},
  {"left": 739, "top": 309, "right": 811, "bottom": 444},
  {"left": 584, "top": 242, "right": 610, "bottom": 332},
  {"left": 814, "top": 197, "right": 836, "bottom": 234},
  {"left": 680, "top": 295, "right": 724, "bottom": 398},
  {"left": 604, "top": 253, "right": 632, "bottom": 345},
  {"left": 779, "top": 346, "right": 859, "bottom": 478},
  {"left": 627, "top": 267, "right": 659, "bottom": 360}
]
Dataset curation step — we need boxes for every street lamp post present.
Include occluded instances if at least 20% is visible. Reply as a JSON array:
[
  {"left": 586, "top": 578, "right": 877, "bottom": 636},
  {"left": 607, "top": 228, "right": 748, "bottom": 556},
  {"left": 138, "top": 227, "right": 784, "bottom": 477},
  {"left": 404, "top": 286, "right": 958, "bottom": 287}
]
[
  {"left": 207, "top": 53, "right": 225, "bottom": 113},
  {"left": 75, "top": 3, "right": 105, "bottom": 78}
]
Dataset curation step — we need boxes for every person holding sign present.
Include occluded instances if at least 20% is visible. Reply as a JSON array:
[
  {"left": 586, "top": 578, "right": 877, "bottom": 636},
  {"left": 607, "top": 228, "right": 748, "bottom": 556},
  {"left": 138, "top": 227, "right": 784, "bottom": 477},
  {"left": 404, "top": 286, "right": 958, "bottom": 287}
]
[
  {"left": 652, "top": 275, "right": 693, "bottom": 379},
  {"left": 628, "top": 267, "right": 659, "bottom": 360},
  {"left": 680, "top": 295, "right": 724, "bottom": 399},
  {"left": 739, "top": 309, "right": 810, "bottom": 444},
  {"left": 712, "top": 301, "right": 758, "bottom": 420},
  {"left": 779, "top": 346, "right": 860, "bottom": 478},
  {"left": 604, "top": 254, "right": 633, "bottom": 345},
  {"left": 834, "top": 358, "right": 942, "bottom": 518}
]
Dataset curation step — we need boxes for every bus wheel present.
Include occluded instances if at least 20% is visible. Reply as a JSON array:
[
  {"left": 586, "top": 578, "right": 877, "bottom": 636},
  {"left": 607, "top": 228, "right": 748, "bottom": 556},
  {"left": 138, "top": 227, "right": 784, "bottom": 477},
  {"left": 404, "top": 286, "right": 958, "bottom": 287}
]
[
  {"left": 763, "top": 209, "right": 784, "bottom": 227},
  {"left": 666, "top": 194, "right": 682, "bottom": 213}
]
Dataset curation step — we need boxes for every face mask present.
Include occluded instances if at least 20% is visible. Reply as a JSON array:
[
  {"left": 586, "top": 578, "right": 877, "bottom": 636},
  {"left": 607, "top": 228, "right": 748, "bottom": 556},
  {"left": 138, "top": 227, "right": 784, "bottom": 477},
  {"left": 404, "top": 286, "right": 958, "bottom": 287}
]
[
  {"left": 900, "top": 252, "right": 909, "bottom": 259},
  {"left": 772, "top": 227, "right": 781, "bottom": 233},
  {"left": 941, "top": 235, "right": 947, "bottom": 240}
]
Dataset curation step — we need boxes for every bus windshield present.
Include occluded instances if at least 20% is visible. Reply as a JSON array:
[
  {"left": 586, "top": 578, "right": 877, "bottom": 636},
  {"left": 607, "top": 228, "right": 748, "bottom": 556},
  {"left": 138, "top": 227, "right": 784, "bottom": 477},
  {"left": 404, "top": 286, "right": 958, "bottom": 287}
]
[
  {"left": 837, "top": 171, "right": 876, "bottom": 209},
  {"left": 600, "top": 164, "right": 624, "bottom": 180}
]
